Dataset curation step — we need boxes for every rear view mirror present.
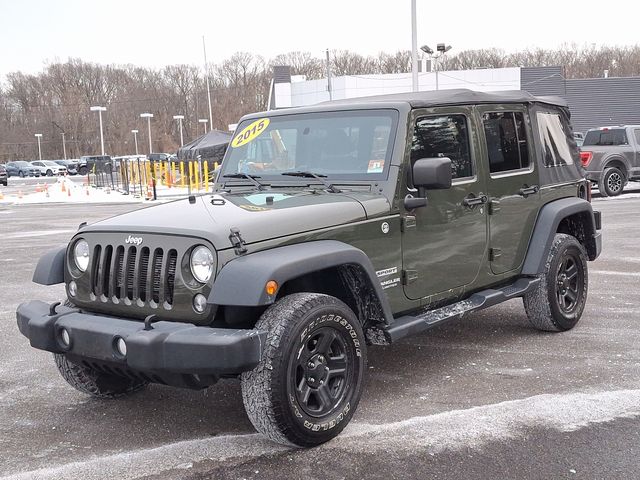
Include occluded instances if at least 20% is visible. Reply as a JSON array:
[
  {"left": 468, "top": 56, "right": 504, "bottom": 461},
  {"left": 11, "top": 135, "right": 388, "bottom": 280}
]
[{"left": 412, "top": 157, "right": 452, "bottom": 190}]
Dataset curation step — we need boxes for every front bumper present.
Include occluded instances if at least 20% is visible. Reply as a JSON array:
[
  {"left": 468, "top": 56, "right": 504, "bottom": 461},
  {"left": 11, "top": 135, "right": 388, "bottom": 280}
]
[{"left": 17, "top": 300, "right": 266, "bottom": 382}]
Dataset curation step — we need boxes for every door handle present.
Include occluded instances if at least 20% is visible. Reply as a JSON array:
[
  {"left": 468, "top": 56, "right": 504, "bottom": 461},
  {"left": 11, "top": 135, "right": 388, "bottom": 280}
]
[
  {"left": 519, "top": 185, "right": 539, "bottom": 197},
  {"left": 463, "top": 193, "right": 488, "bottom": 208}
]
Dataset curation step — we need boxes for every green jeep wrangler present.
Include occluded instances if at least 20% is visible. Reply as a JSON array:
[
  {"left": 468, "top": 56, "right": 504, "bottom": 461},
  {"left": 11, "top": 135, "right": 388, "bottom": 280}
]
[{"left": 17, "top": 90, "right": 602, "bottom": 447}]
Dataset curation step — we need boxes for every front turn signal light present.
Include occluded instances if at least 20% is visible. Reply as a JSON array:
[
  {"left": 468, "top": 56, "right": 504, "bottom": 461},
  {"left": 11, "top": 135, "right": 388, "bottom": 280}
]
[{"left": 265, "top": 280, "right": 278, "bottom": 296}]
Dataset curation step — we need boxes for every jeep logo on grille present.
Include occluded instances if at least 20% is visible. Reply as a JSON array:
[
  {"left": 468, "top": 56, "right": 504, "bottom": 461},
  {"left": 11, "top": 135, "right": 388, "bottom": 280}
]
[{"left": 125, "top": 235, "right": 143, "bottom": 245}]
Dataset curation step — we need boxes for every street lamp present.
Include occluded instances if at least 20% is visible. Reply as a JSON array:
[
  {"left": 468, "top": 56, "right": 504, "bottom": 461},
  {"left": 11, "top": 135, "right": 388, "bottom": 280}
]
[
  {"left": 90, "top": 106, "right": 107, "bottom": 155},
  {"left": 411, "top": 0, "right": 418, "bottom": 92},
  {"left": 131, "top": 130, "right": 139, "bottom": 155},
  {"left": 198, "top": 118, "right": 208, "bottom": 135},
  {"left": 34, "top": 134, "right": 42, "bottom": 161},
  {"left": 420, "top": 43, "right": 452, "bottom": 91},
  {"left": 140, "top": 113, "right": 154, "bottom": 154},
  {"left": 173, "top": 115, "right": 185, "bottom": 146}
]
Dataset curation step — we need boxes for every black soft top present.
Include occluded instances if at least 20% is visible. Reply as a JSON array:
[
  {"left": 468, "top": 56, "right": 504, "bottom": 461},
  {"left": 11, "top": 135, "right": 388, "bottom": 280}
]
[
  {"left": 241, "top": 89, "right": 568, "bottom": 122},
  {"left": 321, "top": 89, "right": 567, "bottom": 109}
]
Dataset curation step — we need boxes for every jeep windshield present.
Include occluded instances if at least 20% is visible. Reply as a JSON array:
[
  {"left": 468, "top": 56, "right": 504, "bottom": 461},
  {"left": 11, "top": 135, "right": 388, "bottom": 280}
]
[{"left": 220, "top": 109, "right": 398, "bottom": 184}]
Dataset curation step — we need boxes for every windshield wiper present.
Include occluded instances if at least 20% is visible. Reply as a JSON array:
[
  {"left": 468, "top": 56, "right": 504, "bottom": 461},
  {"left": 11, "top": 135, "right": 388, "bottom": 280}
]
[
  {"left": 222, "top": 173, "right": 267, "bottom": 190},
  {"left": 281, "top": 171, "right": 341, "bottom": 193}
]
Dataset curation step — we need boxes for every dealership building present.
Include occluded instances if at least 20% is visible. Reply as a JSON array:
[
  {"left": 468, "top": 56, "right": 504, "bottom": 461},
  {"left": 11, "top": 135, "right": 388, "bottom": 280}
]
[{"left": 270, "top": 65, "right": 640, "bottom": 134}]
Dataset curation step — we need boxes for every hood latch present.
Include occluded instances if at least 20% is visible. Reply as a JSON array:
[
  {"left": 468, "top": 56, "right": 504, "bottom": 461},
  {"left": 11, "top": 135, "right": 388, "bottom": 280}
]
[{"left": 229, "top": 227, "right": 248, "bottom": 255}]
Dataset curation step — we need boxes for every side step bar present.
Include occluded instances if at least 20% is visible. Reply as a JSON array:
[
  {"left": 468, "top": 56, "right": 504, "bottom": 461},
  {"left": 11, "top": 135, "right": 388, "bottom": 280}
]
[{"left": 385, "top": 277, "right": 540, "bottom": 343}]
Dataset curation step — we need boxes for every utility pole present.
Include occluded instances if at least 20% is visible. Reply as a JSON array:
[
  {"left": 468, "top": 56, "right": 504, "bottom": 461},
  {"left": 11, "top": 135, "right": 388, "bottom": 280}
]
[
  {"left": 326, "top": 49, "right": 333, "bottom": 101},
  {"left": 61, "top": 132, "right": 67, "bottom": 160},
  {"left": 411, "top": 0, "right": 419, "bottom": 92},
  {"left": 203, "top": 36, "right": 213, "bottom": 131}
]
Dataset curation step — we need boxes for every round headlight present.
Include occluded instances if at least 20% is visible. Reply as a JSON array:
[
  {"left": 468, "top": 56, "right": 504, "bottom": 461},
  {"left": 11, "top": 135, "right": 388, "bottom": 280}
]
[
  {"left": 190, "top": 246, "right": 214, "bottom": 283},
  {"left": 73, "top": 239, "right": 90, "bottom": 272}
]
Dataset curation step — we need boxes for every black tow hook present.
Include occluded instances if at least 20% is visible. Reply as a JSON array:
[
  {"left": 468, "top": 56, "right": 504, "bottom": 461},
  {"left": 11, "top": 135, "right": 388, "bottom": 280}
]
[
  {"left": 49, "top": 302, "right": 61, "bottom": 316},
  {"left": 144, "top": 314, "right": 160, "bottom": 331}
]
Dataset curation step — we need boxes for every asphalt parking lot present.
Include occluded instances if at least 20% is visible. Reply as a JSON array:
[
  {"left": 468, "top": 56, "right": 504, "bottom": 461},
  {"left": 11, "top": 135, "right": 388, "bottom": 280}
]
[{"left": 1, "top": 191, "right": 639, "bottom": 479}]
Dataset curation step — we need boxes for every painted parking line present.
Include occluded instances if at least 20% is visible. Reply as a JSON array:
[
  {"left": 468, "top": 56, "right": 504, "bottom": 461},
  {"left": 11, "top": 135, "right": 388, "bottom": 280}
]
[
  {"left": 591, "top": 270, "right": 640, "bottom": 277},
  {"left": 4, "top": 389, "right": 639, "bottom": 480}
]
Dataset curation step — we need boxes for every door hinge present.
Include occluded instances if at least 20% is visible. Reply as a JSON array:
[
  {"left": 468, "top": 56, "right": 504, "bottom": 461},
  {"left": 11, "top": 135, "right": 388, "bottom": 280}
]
[
  {"left": 401, "top": 215, "right": 416, "bottom": 232},
  {"left": 488, "top": 199, "right": 501, "bottom": 215},
  {"left": 402, "top": 269, "right": 418, "bottom": 285},
  {"left": 489, "top": 248, "right": 502, "bottom": 261}
]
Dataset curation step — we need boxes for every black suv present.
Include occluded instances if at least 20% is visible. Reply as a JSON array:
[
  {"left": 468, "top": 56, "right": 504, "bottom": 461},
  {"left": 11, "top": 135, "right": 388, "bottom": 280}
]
[{"left": 17, "top": 90, "right": 601, "bottom": 447}]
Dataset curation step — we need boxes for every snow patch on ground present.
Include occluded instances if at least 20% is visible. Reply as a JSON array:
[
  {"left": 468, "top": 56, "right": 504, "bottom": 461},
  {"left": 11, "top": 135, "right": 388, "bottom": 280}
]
[
  {"left": 4, "top": 389, "right": 640, "bottom": 480},
  {"left": 0, "top": 177, "right": 197, "bottom": 205}
]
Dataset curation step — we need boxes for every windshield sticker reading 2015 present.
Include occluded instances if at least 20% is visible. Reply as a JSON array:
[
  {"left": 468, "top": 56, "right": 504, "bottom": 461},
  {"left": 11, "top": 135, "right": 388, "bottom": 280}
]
[{"left": 231, "top": 118, "right": 270, "bottom": 148}]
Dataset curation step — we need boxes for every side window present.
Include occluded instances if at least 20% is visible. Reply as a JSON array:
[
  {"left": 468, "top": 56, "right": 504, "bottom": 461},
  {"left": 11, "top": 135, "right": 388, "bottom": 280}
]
[
  {"left": 411, "top": 114, "right": 473, "bottom": 179},
  {"left": 634, "top": 129, "right": 640, "bottom": 145},
  {"left": 536, "top": 112, "right": 574, "bottom": 167},
  {"left": 483, "top": 112, "right": 530, "bottom": 174}
]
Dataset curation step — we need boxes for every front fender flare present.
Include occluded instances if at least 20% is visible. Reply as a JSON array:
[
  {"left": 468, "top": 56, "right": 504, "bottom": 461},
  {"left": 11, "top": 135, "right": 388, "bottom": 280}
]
[
  {"left": 209, "top": 240, "right": 393, "bottom": 322},
  {"left": 32, "top": 246, "right": 66, "bottom": 285}
]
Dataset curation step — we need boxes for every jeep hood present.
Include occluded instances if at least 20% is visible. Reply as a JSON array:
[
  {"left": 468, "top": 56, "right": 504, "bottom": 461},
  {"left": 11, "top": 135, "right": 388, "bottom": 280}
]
[{"left": 81, "top": 190, "right": 388, "bottom": 250}]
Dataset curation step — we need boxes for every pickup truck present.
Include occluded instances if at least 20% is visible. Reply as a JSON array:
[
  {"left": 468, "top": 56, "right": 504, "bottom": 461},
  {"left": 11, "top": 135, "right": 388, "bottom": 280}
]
[{"left": 580, "top": 125, "right": 640, "bottom": 196}]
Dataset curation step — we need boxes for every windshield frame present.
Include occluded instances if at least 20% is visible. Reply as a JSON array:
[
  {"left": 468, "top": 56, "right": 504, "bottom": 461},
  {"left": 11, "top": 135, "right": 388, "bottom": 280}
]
[{"left": 219, "top": 108, "right": 400, "bottom": 185}]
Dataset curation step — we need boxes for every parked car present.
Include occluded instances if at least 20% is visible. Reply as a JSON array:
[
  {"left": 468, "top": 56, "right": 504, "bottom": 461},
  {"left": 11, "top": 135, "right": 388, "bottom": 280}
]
[
  {"left": 54, "top": 159, "right": 78, "bottom": 175},
  {"left": 580, "top": 125, "right": 640, "bottom": 196},
  {"left": 17, "top": 89, "right": 601, "bottom": 448},
  {"left": 78, "top": 155, "right": 113, "bottom": 175},
  {"left": 0, "top": 164, "right": 7, "bottom": 186},
  {"left": 573, "top": 132, "right": 584, "bottom": 147},
  {"left": 5, "top": 161, "right": 41, "bottom": 178},
  {"left": 31, "top": 160, "right": 66, "bottom": 176},
  {"left": 147, "top": 153, "right": 176, "bottom": 162}
]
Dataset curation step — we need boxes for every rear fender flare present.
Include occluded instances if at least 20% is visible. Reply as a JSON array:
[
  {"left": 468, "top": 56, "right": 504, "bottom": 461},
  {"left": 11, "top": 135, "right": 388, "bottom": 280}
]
[{"left": 522, "top": 197, "right": 598, "bottom": 275}]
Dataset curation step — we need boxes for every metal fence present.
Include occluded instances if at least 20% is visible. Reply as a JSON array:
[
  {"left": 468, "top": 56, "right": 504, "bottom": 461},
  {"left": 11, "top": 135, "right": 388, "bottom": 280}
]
[{"left": 86, "top": 158, "right": 219, "bottom": 200}]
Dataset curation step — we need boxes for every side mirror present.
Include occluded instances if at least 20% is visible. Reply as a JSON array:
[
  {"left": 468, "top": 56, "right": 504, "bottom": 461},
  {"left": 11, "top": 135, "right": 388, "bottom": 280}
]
[
  {"left": 404, "top": 157, "right": 453, "bottom": 210},
  {"left": 412, "top": 157, "right": 452, "bottom": 189}
]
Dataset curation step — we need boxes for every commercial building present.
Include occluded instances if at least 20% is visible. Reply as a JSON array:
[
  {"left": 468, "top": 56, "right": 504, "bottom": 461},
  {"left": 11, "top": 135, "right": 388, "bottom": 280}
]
[{"left": 270, "top": 65, "right": 640, "bottom": 134}]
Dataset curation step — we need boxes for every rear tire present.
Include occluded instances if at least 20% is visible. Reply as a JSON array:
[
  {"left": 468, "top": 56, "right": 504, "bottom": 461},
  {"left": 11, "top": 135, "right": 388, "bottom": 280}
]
[
  {"left": 523, "top": 234, "right": 588, "bottom": 332},
  {"left": 19, "top": 170, "right": 25, "bottom": 178},
  {"left": 600, "top": 167, "right": 624, "bottom": 197},
  {"left": 241, "top": 293, "right": 366, "bottom": 447}
]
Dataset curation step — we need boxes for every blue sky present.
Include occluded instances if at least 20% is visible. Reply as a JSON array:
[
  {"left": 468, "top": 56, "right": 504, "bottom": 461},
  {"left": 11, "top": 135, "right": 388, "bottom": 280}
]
[{"left": 1, "top": 0, "right": 639, "bottom": 78}]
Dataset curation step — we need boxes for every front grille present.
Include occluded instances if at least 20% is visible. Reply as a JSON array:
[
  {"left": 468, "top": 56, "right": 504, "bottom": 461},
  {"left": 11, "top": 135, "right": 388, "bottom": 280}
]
[{"left": 91, "top": 243, "right": 178, "bottom": 308}]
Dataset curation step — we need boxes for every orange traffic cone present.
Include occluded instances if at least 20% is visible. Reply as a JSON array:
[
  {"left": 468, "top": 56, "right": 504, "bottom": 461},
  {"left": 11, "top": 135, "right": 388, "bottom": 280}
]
[
  {"left": 0, "top": 191, "right": 4, "bottom": 200},
  {"left": 67, "top": 186, "right": 71, "bottom": 197},
  {"left": 17, "top": 190, "right": 23, "bottom": 199},
  {"left": 61, "top": 181, "right": 66, "bottom": 193}
]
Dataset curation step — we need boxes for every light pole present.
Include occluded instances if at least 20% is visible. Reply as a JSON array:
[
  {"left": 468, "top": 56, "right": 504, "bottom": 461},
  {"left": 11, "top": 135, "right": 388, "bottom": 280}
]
[
  {"left": 198, "top": 118, "right": 208, "bottom": 135},
  {"left": 34, "top": 134, "right": 42, "bottom": 161},
  {"left": 421, "top": 43, "right": 452, "bottom": 91},
  {"left": 173, "top": 115, "right": 185, "bottom": 146},
  {"left": 131, "top": 130, "right": 139, "bottom": 155},
  {"left": 202, "top": 36, "right": 214, "bottom": 129},
  {"left": 140, "top": 113, "right": 154, "bottom": 154},
  {"left": 90, "top": 106, "right": 107, "bottom": 155},
  {"left": 411, "top": 0, "right": 418, "bottom": 92},
  {"left": 61, "top": 132, "right": 67, "bottom": 160}
]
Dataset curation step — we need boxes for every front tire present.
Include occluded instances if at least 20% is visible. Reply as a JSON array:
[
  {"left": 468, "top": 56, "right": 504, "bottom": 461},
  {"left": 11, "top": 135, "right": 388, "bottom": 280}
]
[
  {"left": 524, "top": 234, "right": 588, "bottom": 332},
  {"left": 54, "top": 354, "right": 148, "bottom": 398},
  {"left": 600, "top": 167, "right": 624, "bottom": 197},
  {"left": 241, "top": 293, "right": 367, "bottom": 447},
  {"left": 19, "top": 170, "right": 25, "bottom": 178}
]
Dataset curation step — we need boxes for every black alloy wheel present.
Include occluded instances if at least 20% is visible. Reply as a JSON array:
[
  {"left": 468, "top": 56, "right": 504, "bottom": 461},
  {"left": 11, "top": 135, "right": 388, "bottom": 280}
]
[
  {"left": 555, "top": 252, "right": 584, "bottom": 315},
  {"left": 291, "top": 326, "right": 352, "bottom": 418}
]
